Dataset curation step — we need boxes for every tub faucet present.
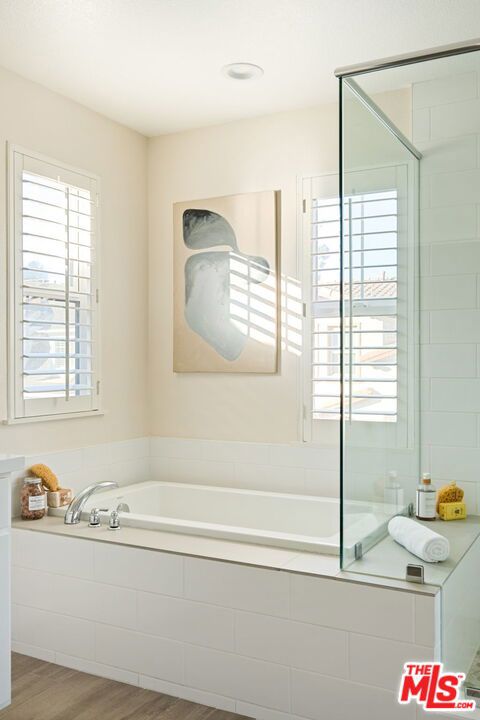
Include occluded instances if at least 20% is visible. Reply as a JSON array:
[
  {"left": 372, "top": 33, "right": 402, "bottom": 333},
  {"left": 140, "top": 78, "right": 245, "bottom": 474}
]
[{"left": 64, "top": 481, "right": 119, "bottom": 525}]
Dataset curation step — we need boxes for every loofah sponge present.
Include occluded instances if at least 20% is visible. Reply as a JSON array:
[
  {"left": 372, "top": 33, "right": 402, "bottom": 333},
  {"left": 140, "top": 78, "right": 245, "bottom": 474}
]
[
  {"left": 29, "top": 464, "right": 59, "bottom": 492},
  {"left": 436, "top": 481, "right": 464, "bottom": 512}
]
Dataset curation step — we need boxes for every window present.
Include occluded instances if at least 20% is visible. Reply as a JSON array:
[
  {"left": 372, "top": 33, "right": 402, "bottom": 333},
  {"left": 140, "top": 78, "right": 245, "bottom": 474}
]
[
  {"left": 8, "top": 146, "right": 101, "bottom": 421},
  {"left": 302, "top": 166, "right": 413, "bottom": 443},
  {"left": 311, "top": 188, "right": 398, "bottom": 423}
]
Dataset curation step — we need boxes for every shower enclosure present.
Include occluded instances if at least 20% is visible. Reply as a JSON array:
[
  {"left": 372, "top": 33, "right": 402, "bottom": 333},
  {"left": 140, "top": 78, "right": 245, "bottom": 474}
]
[{"left": 337, "top": 40, "right": 480, "bottom": 700}]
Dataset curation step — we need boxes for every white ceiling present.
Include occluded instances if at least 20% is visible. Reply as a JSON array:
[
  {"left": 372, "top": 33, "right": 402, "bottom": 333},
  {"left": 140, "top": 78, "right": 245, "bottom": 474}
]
[{"left": 0, "top": 0, "right": 479, "bottom": 136}]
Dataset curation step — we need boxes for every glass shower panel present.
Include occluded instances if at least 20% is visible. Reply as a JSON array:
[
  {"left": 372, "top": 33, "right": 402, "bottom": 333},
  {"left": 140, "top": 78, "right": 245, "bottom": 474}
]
[{"left": 340, "top": 79, "right": 420, "bottom": 568}]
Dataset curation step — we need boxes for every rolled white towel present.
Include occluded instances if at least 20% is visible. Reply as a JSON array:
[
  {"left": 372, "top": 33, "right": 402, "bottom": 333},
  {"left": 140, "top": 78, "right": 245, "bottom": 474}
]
[{"left": 388, "top": 516, "right": 450, "bottom": 563}]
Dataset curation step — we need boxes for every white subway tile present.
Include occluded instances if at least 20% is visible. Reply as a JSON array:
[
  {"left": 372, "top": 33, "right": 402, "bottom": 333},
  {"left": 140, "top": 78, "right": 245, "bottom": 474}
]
[
  {"left": 430, "top": 309, "right": 480, "bottom": 343},
  {"left": 349, "top": 633, "right": 433, "bottom": 691},
  {"left": 185, "top": 645, "right": 290, "bottom": 711},
  {"left": 54, "top": 653, "right": 139, "bottom": 686},
  {"left": 413, "top": 72, "right": 477, "bottom": 109},
  {"left": 267, "top": 444, "right": 338, "bottom": 470},
  {"left": 430, "top": 169, "right": 480, "bottom": 207},
  {"left": 185, "top": 557, "right": 289, "bottom": 616},
  {"left": 431, "top": 379, "right": 480, "bottom": 412},
  {"left": 304, "top": 469, "right": 339, "bottom": 498},
  {"left": 12, "top": 604, "right": 95, "bottom": 660},
  {"left": 139, "top": 675, "right": 236, "bottom": 711},
  {"left": 235, "top": 702, "right": 301, "bottom": 720},
  {"left": 414, "top": 594, "right": 439, "bottom": 648},
  {"left": 291, "top": 668, "right": 415, "bottom": 720},
  {"left": 421, "top": 275, "right": 476, "bottom": 310},
  {"left": 94, "top": 541, "right": 183, "bottom": 596},
  {"left": 82, "top": 443, "right": 114, "bottom": 468},
  {"left": 430, "top": 97, "right": 480, "bottom": 139},
  {"left": 137, "top": 592, "right": 234, "bottom": 651},
  {"left": 412, "top": 107, "right": 430, "bottom": 144},
  {"left": 431, "top": 242, "right": 480, "bottom": 276},
  {"left": 420, "top": 204, "right": 477, "bottom": 244},
  {"left": 95, "top": 624, "right": 184, "bottom": 683},
  {"left": 150, "top": 437, "right": 271, "bottom": 465},
  {"left": 233, "top": 463, "right": 305, "bottom": 494},
  {"left": 26, "top": 449, "right": 83, "bottom": 475},
  {"left": 11, "top": 641, "right": 56, "bottom": 664},
  {"left": 430, "top": 444, "right": 480, "bottom": 483},
  {"left": 109, "top": 456, "right": 150, "bottom": 486},
  {"left": 235, "top": 611, "right": 348, "bottom": 678},
  {"left": 12, "top": 529, "right": 94, "bottom": 579},
  {"left": 13, "top": 566, "right": 137, "bottom": 629},
  {"left": 111, "top": 437, "right": 150, "bottom": 461},
  {"left": 291, "top": 576, "right": 414, "bottom": 641},
  {"left": 421, "top": 412, "right": 477, "bottom": 447},
  {"left": 151, "top": 456, "right": 235, "bottom": 486},
  {"left": 420, "top": 344, "right": 476, "bottom": 377},
  {"left": 418, "top": 135, "right": 477, "bottom": 176}
]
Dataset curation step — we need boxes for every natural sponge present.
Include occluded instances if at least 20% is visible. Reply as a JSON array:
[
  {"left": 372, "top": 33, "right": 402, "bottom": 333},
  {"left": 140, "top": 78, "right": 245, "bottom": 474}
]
[
  {"left": 29, "top": 464, "right": 59, "bottom": 492},
  {"left": 436, "top": 481, "right": 464, "bottom": 512}
]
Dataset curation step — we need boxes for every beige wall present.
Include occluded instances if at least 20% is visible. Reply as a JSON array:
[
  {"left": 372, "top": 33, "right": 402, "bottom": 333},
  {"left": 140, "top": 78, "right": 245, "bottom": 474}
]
[
  {"left": 0, "top": 66, "right": 149, "bottom": 454},
  {"left": 148, "top": 104, "right": 338, "bottom": 443}
]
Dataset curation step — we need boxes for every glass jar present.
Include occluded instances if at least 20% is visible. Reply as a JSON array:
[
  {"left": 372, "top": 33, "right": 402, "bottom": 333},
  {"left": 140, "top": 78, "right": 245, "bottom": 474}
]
[{"left": 21, "top": 478, "right": 46, "bottom": 520}]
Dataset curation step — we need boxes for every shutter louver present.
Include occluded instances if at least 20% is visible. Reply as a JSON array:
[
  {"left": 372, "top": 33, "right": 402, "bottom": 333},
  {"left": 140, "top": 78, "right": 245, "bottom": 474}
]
[
  {"left": 311, "top": 190, "right": 398, "bottom": 422},
  {"left": 9, "top": 148, "right": 100, "bottom": 421}
]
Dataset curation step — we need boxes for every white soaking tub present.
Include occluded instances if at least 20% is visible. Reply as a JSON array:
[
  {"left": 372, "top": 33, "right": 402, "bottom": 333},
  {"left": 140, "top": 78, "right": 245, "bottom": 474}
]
[{"left": 52, "top": 481, "right": 388, "bottom": 554}]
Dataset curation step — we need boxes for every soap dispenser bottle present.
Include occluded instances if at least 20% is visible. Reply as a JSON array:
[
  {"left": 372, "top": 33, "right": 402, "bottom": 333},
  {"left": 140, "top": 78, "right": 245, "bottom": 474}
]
[
  {"left": 384, "top": 471, "right": 404, "bottom": 511},
  {"left": 416, "top": 473, "right": 436, "bottom": 521}
]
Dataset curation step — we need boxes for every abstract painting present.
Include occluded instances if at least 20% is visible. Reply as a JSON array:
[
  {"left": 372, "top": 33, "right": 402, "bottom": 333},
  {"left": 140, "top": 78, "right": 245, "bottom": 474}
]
[{"left": 173, "top": 191, "right": 279, "bottom": 372}]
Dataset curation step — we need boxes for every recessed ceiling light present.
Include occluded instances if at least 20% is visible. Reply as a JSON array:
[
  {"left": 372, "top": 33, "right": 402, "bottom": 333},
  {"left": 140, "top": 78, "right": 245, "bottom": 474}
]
[{"left": 222, "top": 63, "right": 264, "bottom": 81}]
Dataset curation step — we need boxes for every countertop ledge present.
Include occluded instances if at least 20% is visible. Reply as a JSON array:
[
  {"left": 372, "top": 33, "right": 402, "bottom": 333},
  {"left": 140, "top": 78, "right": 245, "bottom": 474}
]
[
  {"left": 12, "top": 514, "right": 439, "bottom": 595},
  {"left": 0, "top": 455, "right": 24, "bottom": 475}
]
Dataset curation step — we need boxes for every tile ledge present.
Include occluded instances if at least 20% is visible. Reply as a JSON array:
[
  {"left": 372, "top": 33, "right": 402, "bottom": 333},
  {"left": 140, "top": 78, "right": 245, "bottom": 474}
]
[{"left": 11, "top": 516, "right": 438, "bottom": 594}]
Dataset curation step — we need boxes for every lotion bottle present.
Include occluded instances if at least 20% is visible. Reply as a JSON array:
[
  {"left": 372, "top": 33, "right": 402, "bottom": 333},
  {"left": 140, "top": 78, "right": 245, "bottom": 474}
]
[{"left": 416, "top": 473, "right": 436, "bottom": 521}]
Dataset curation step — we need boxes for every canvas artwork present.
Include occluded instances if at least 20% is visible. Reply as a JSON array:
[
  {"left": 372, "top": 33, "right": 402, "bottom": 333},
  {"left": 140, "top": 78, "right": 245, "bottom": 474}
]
[{"left": 173, "top": 190, "right": 279, "bottom": 373}]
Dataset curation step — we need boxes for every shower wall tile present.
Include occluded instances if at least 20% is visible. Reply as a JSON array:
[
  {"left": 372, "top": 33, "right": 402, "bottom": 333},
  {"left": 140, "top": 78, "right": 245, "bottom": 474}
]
[
  {"left": 430, "top": 309, "right": 480, "bottom": 343},
  {"left": 430, "top": 241, "right": 480, "bottom": 276},
  {"left": 431, "top": 378, "right": 480, "bottom": 412},
  {"left": 429, "top": 168, "right": 480, "bottom": 207},
  {"left": 417, "top": 135, "right": 477, "bottom": 175},
  {"left": 421, "top": 275, "right": 477, "bottom": 310},
  {"left": 420, "top": 344, "right": 477, "bottom": 378},
  {"left": 420, "top": 203, "right": 477, "bottom": 242},
  {"left": 412, "top": 107, "right": 430, "bottom": 144},
  {"left": 430, "top": 97, "right": 480, "bottom": 139},
  {"left": 413, "top": 72, "right": 477, "bottom": 110},
  {"left": 420, "top": 411, "right": 477, "bottom": 447}
]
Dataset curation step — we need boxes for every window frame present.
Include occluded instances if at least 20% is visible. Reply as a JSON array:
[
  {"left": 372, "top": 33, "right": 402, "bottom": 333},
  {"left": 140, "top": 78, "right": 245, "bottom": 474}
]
[
  {"left": 6, "top": 144, "right": 102, "bottom": 424},
  {"left": 301, "top": 164, "right": 416, "bottom": 449}
]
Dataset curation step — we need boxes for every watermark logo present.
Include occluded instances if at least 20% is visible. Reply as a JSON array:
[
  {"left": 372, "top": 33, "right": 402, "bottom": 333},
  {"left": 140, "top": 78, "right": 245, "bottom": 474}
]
[{"left": 399, "top": 663, "right": 475, "bottom": 712}]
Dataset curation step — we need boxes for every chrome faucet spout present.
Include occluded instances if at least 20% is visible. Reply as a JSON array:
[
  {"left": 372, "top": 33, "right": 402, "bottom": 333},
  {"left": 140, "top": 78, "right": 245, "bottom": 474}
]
[{"left": 64, "top": 481, "right": 119, "bottom": 525}]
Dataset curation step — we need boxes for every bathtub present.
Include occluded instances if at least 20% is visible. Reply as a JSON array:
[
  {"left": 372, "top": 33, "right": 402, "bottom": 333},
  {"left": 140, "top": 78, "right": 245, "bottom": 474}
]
[{"left": 51, "top": 481, "right": 389, "bottom": 554}]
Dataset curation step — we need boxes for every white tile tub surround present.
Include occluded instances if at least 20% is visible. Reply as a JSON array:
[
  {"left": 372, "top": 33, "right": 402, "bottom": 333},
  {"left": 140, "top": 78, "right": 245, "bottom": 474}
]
[
  {"left": 10, "top": 436, "right": 339, "bottom": 521},
  {"left": 11, "top": 529, "right": 438, "bottom": 720},
  {"left": 413, "top": 59, "right": 480, "bottom": 516},
  {"left": 10, "top": 437, "right": 151, "bottom": 518},
  {"left": 149, "top": 436, "right": 339, "bottom": 498}
]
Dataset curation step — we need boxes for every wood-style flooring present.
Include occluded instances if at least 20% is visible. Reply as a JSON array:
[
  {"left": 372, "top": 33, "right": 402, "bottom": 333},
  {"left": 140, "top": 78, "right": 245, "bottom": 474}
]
[{"left": 0, "top": 654, "right": 251, "bottom": 720}]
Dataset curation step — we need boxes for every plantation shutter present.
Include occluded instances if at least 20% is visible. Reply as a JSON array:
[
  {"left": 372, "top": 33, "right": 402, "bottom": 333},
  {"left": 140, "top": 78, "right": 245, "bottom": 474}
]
[
  {"left": 9, "top": 148, "right": 100, "bottom": 420},
  {"left": 311, "top": 188, "right": 398, "bottom": 422}
]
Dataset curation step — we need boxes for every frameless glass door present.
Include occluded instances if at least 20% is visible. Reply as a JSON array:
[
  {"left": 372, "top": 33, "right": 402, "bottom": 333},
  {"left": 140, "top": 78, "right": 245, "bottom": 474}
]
[{"left": 340, "top": 78, "right": 420, "bottom": 568}]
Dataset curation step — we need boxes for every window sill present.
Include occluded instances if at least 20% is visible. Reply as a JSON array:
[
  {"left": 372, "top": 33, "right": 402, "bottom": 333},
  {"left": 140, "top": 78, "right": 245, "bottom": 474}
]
[{"left": 3, "top": 410, "right": 105, "bottom": 425}]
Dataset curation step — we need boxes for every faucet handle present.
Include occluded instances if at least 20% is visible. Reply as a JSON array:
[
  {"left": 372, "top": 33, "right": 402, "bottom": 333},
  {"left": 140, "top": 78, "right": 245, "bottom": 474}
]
[
  {"left": 108, "top": 510, "right": 120, "bottom": 530},
  {"left": 88, "top": 508, "right": 101, "bottom": 527}
]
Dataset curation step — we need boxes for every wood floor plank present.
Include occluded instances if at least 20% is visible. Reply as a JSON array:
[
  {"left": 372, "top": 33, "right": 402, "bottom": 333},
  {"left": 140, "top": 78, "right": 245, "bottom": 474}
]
[{"left": 0, "top": 655, "right": 252, "bottom": 720}]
